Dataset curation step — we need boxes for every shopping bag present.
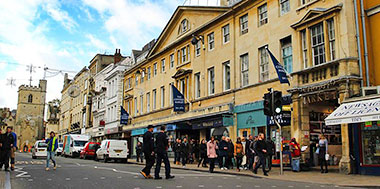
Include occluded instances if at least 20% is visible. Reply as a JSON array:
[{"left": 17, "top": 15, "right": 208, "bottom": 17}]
[{"left": 325, "top": 154, "right": 329, "bottom": 161}]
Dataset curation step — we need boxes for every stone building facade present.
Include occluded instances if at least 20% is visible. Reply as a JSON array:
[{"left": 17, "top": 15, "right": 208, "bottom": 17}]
[
  {"left": 122, "top": 0, "right": 363, "bottom": 173},
  {"left": 15, "top": 80, "right": 47, "bottom": 149}
]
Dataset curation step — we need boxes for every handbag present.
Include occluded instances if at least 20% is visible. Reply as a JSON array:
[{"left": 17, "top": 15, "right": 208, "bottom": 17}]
[{"left": 325, "top": 153, "right": 329, "bottom": 161}]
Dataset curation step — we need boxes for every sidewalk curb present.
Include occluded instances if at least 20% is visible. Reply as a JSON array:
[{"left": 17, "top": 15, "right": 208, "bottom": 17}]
[{"left": 127, "top": 161, "right": 380, "bottom": 187}]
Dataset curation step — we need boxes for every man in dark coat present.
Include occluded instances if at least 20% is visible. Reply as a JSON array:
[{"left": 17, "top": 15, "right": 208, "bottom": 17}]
[
  {"left": 218, "top": 136, "right": 228, "bottom": 170},
  {"left": 154, "top": 126, "right": 174, "bottom": 180},
  {"left": 266, "top": 138, "right": 275, "bottom": 171},
  {"left": 1, "top": 127, "right": 15, "bottom": 171},
  {"left": 180, "top": 138, "right": 190, "bottom": 167},
  {"left": 140, "top": 125, "right": 155, "bottom": 179},
  {"left": 245, "top": 135, "right": 254, "bottom": 170},
  {"left": 253, "top": 133, "right": 268, "bottom": 176}
]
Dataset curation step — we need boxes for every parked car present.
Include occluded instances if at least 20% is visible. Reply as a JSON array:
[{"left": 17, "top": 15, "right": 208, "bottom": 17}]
[
  {"left": 57, "top": 143, "right": 63, "bottom": 155},
  {"left": 80, "top": 142, "right": 100, "bottom": 159},
  {"left": 62, "top": 134, "right": 90, "bottom": 157},
  {"left": 32, "top": 140, "right": 47, "bottom": 159},
  {"left": 96, "top": 140, "right": 129, "bottom": 163}
]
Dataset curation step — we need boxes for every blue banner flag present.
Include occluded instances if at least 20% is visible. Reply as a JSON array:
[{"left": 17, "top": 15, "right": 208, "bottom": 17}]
[
  {"left": 172, "top": 85, "right": 185, "bottom": 112},
  {"left": 120, "top": 106, "right": 129, "bottom": 125},
  {"left": 266, "top": 47, "right": 290, "bottom": 86}
]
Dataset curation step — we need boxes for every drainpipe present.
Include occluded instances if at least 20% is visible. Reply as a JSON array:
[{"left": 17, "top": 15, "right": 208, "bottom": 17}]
[
  {"left": 353, "top": 0, "right": 363, "bottom": 88},
  {"left": 360, "top": 0, "right": 370, "bottom": 86}
]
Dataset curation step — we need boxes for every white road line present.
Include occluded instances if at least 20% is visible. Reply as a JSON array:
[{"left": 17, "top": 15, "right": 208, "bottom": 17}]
[
  {"left": 305, "top": 186, "right": 310, "bottom": 188},
  {"left": 254, "top": 186, "right": 261, "bottom": 188},
  {"left": 156, "top": 187, "right": 162, "bottom": 189},
  {"left": 5, "top": 171, "right": 11, "bottom": 189},
  {"left": 100, "top": 177, "right": 106, "bottom": 180},
  {"left": 83, "top": 178, "right": 88, "bottom": 180},
  {"left": 236, "top": 185, "right": 242, "bottom": 188},
  {"left": 198, "top": 185, "right": 204, "bottom": 188},
  {"left": 14, "top": 167, "right": 31, "bottom": 178},
  {"left": 271, "top": 186, "right": 277, "bottom": 188},
  {"left": 65, "top": 178, "right": 71, "bottom": 181},
  {"left": 47, "top": 178, "right": 52, "bottom": 181},
  {"left": 217, "top": 186, "right": 223, "bottom": 188},
  {"left": 28, "top": 179, "right": 33, "bottom": 182},
  {"left": 176, "top": 186, "right": 183, "bottom": 188},
  {"left": 288, "top": 186, "right": 294, "bottom": 188},
  {"left": 117, "top": 176, "right": 122, "bottom": 179}
]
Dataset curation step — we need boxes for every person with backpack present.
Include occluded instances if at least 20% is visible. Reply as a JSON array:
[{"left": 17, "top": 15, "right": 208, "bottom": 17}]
[
  {"left": 45, "top": 131, "right": 58, "bottom": 171},
  {"left": 290, "top": 138, "right": 301, "bottom": 172}
]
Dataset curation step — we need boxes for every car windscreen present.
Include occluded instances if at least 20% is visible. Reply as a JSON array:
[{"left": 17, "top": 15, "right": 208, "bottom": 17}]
[
  {"left": 38, "top": 142, "right": 47, "bottom": 148},
  {"left": 88, "top": 144, "right": 98, "bottom": 150},
  {"left": 74, "top": 141, "right": 87, "bottom": 147}
]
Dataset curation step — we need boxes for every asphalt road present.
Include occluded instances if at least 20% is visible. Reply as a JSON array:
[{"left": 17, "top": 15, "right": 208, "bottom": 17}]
[{"left": 8, "top": 153, "right": 356, "bottom": 189}]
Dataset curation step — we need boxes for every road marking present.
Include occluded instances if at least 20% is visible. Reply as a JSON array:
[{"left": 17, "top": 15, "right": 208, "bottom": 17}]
[
  {"left": 5, "top": 171, "right": 11, "bottom": 189},
  {"left": 15, "top": 167, "right": 31, "bottom": 178},
  {"left": 134, "top": 176, "right": 138, "bottom": 178},
  {"left": 180, "top": 176, "right": 184, "bottom": 179},
  {"left": 65, "top": 178, "right": 71, "bottom": 181},
  {"left": 83, "top": 178, "right": 88, "bottom": 180},
  {"left": 320, "top": 186, "right": 325, "bottom": 188},
  {"left": 176, "top": 186, "right": 183, "bottom": 188},
  {"left": 198, "top": 185, "right": 204, "bottom": 188},
  {"left": 236, "top": 185, "right": 242, "bottom": 188},
  {"left": 288, "top": 186, "right": 294, "bottom": 188},
  {"left": 28, "top": 179, "right": 33, "bottom": 182},
  {"left": 217, "top": 186, "right": 223, "bottom": 188},
  {"left": 156, "top": 187, "right": 162, "bottom": 189},
  {"left": 100, "top": 177, "right": 106, "bottom": 180},
  {"left": 271, "top": 186, "right": 277, "bottom": 188},
  {"left": 117, "top": 176, "right": 122, "bottom": 179},
  {"left": 47, "top": 178, "right": 52, "bottom": 181},
  {"left": 254, "top": 186, "right": 261, "bottom": 188},
  {"left": 305, "top": 186, "right": 310, "bottom": 188}
]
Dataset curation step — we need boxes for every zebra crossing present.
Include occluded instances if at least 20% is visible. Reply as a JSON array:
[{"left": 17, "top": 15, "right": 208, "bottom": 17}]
[{"left": 15, "top": 160, "right": 45, "bottom": 165}]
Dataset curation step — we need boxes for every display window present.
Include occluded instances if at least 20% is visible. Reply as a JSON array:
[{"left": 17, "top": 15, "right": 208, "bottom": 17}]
[{"left": 361, "top": 121, "right": 380, "bottom": 166}]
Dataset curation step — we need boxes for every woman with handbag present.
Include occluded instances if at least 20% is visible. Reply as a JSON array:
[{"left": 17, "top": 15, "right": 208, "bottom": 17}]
[
  {"left": 316, "top": 134, "right": 328, "bottom": 173},
  {"left": 234, "top": 137, "right": 244, "bottom": 172}
]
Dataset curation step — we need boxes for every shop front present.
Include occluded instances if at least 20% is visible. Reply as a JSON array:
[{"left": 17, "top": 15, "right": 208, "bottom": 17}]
[
  {"left": 191, "top": 115, "right": 233, "bottom": 141},
  {"left": 235, "top": 101, "right": 267, "bottom": 138},
  {"left": 131, "top": 128, "right": 147, "bottom": 158},
  {"left": 326, "top": 96, "right": 380, "bottom": 175}
]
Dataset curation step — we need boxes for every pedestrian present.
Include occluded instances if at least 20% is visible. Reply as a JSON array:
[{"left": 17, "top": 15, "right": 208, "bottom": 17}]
[
  {"left": 253, "top": 133, "right": 268, "bottom": 176},
  {"left": 9, "top": 126, "right": 17, "bottom": 171},
  {"left": 45, "top": 131, "right": 58, "bottom": 171},
  {"left": 227, "top": 137, "right": 235, "bottom": 169},
  {"left": 241, "top": 137, "right": 247, "bottom": 169},
  {"left": 154, "top": 126, "right": 175, "bottom": 180},
  {"left": 316, "top": 134, "right": 328, "bottom": 173},
  {"left": 218, "top": 136, "right": 228, "bottom": 170},
  {"left": 249, "top": 136, "right": 259, "bottom": 170},
  {"left": 234, "top": 137, "right": 244, "bottom": 172},
  {"left": 140, "top": 125, "right": 155, "bottom": 179},
  {"left": 0, "top": 128, "right": 3, "bottom": 169},
  {"left": 198, "top": 139, "right": 207, "bottom": 168},
  {"left": 207, "top": 136, "right": 218, "bottom": 173},
  {"left": 0, "top": 127, "right": 15, "bottom": 171},
  {"left": 245, "top": 135, "right": 254, "bottom": 170},
  {"left": 189, "top": 139, "right": 195, "bottom": 164},
  {"left": 136, "top": 141, "right": 143, "bottom": 163},
  {"left": 266, "top": 137, "right": 275, "bottom": 171},
  {"left": 290, "top": 138, "right": 301, "bottom": 172},
  {"left": 174, "top": 138, "right": 182, "bottom": 165},
  {"left": 180, "top": 138, "right": 190, "bottom": 168}
]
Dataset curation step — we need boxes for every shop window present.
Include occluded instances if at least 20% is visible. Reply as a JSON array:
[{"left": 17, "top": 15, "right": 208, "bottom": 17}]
[{"left": 361, "top": 121, "right": 380, "bottom": 165}]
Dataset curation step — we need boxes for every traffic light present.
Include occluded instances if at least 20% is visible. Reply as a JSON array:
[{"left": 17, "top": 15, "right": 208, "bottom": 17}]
[
  {"left": 273, "top": 91, "right": 283, "bottom": 115},
  {"left": 263, "top": 92, "right": 273, "bottom": 116}
]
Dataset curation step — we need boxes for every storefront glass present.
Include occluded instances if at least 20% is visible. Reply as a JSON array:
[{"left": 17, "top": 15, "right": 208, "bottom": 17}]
[{"left": 361, "top": 121, "right": 380, "bottom": 165}]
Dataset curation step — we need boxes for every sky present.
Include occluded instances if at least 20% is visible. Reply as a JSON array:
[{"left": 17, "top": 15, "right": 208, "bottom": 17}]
[{"left": 0, "top": 0, "right": 201, "bottom": 109}]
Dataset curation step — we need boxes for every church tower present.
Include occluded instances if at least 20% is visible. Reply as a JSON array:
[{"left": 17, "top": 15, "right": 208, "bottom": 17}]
[{"left": 15, "top": 80, "right": 47, "bottom": 149}]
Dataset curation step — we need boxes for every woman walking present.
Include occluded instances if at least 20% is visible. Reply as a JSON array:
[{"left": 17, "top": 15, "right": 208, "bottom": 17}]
[
  {"left": 317, "top": 134, "right": 328, "bottom": 173},
  {"left": 234, "top": 137, "right": 244, "bottom": 172},
  {"left": 207, "top": 136, "right": 218, "bottom": 173},
  {"left": 198, "top": 139, "right": 207, "bottom": 167}
]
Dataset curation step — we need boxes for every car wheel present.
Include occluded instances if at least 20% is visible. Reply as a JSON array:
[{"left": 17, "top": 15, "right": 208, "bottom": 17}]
[
  {"left": 32, "top": 155, "right": 36, "bottom": 159},
  {"left": 122, "top": 158, "right": 128, "bottom": 163}
]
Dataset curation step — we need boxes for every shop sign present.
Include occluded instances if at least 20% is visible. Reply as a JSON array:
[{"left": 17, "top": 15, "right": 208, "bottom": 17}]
[
  {"left": 192, "top": 118, "right": 223, "bottom": 129},
  {"left": 131, "top": 128, "right": 147, "bottom": 136},
  {"left": 237, "top": 110, "right": 267, "bottom": 129},
  {"left": 105, "top": 127, "right": 119, "bottom": 134},
  {"left": 303, "top": 91, "right": 337, "bottom": 105},
  {"left": 267, "top": 111, "right": 291, "bottom": 126},
  {"left": 325, "top": 98, "right": 380, "bottom": 125},
  {"left": 120, "top": 106, "right": 129, "bottom": 125}
]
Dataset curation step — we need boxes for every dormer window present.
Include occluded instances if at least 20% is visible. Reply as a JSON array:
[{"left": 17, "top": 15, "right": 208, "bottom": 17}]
[{"left": 179, "top": 19, "right": 189, "bottom": 35}]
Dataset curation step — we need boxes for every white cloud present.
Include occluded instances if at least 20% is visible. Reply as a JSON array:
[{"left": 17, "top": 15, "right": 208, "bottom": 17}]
[
  {"left": 85, "top": 34, "right": 111, "bottom": 52},
  {"left": 42, "top": 0, "right": 78, "bottom": 32}
]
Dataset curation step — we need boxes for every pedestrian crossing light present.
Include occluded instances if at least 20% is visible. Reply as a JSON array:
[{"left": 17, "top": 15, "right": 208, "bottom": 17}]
[
  {"left": 273, "top": 91, "right": 282, "bottom": 115},
  {"left": 263, "top": 92, "right": 273, "bottom": 116}
]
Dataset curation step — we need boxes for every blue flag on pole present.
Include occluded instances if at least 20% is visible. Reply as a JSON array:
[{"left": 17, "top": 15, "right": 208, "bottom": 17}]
[
  {"left": 172, "top": 85, "right": 185, "bottom": 112},
  {"left": 266, "top": 48, "right": 290, "bottom": 86},
  {"left": 120, "top": 106, "right": 129, "bottom": 125}
]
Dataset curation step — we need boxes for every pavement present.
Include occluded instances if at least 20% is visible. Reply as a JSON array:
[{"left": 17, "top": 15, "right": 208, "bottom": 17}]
[
  {"left": 0, "top": 152, "right": 377, "bottom": 189},
  {"left": 128, "top": 158, "right": 380, "bottom": 188}
]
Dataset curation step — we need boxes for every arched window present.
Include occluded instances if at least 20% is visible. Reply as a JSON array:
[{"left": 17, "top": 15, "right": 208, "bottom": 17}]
[
  {"left": 28, "top": 94, "right": 33, "bottom": 103},
  {"left": 179, "top": 19, "right": 189, "bottom": 34}
]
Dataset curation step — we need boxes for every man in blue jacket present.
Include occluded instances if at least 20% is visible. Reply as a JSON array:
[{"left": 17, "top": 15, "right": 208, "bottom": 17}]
[{"left": 45, "top": 131, "right": 58, "bottom": 171}]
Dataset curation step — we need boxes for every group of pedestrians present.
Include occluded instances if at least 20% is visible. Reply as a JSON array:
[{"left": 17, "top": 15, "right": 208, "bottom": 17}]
[
  {"left": 0, "top": 125, "right": 17, "bottom": 171},
  {"left": 140, "top": 125, "right": 175, "bottom": 180}
]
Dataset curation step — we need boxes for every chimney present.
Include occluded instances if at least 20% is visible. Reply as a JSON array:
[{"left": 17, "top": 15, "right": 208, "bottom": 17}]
[{"left": 114, "top": 49, "right": 122, "bottom": 63}]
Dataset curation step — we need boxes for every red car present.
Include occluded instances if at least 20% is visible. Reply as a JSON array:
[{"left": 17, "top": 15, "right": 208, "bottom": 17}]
[{"left": 80, "top": 142, "right": 100, "bottom": 159}]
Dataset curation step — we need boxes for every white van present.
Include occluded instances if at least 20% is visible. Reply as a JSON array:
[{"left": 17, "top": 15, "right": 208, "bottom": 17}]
[
  {"left": 32, "top": 140, "right": 47, "bottom": 159},
  {"left": 96, "top": 140, "right": 129, "bottom": 163},
  {"left": 62, "top": 134, "right": 90, "bottom": 157}
]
